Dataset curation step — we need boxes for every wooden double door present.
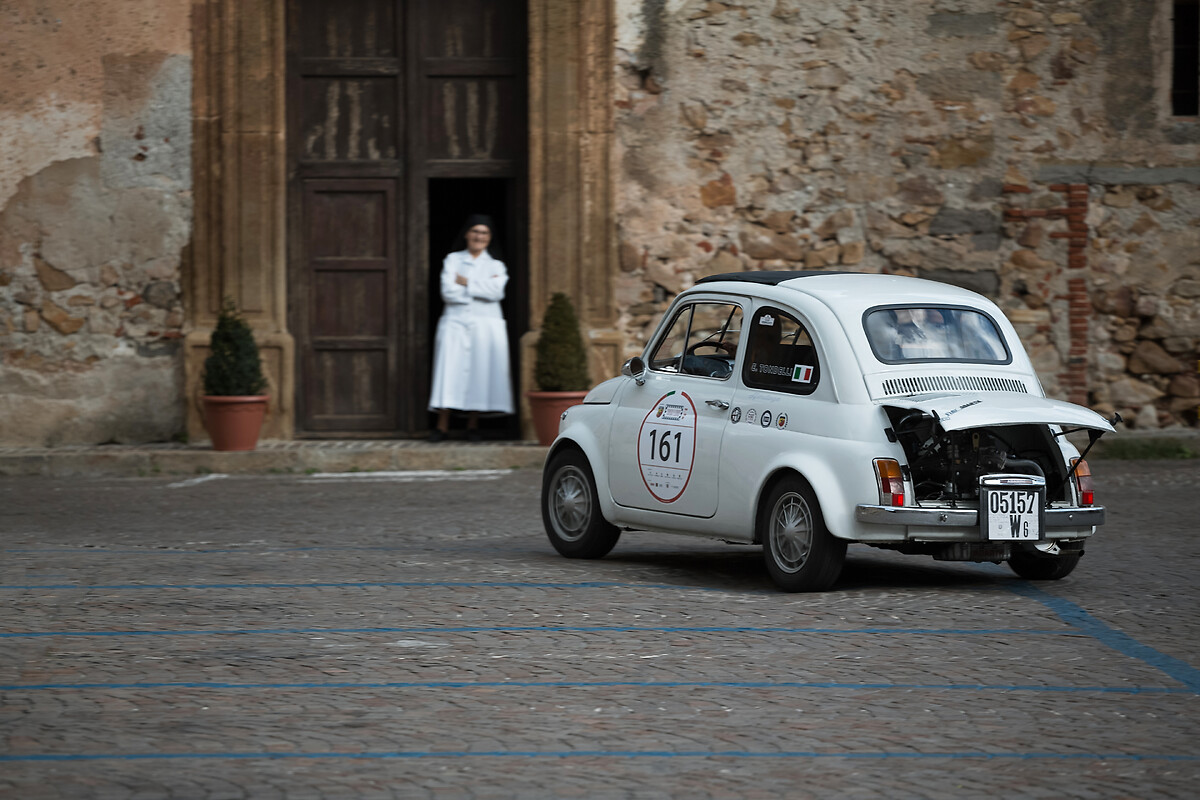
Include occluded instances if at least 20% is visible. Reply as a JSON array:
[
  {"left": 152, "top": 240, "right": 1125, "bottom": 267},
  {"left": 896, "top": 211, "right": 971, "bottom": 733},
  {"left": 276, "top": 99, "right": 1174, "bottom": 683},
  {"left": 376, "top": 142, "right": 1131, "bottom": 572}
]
[{"left": 287, "top": 0, "right": 527, "bottom": 436}]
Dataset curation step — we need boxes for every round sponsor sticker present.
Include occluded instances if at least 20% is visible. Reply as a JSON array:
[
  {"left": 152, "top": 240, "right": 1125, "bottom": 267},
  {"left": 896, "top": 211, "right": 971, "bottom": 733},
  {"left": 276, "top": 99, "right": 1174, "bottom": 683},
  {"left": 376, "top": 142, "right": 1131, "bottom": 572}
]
[
  {"left": 776, "top": 413, "right": 788, "bottom": 430},
  {"left": 730, "top": 406, "right": 742, "bottom": 424},
  {"left": 746, "top": 408, "right": 757, "bottom": 425},
  {"left": 760, "top": 410, "right": 772, "bottom": 428},
  {"left": 638, "top": 391, "right": 697, "bottom": 503}
]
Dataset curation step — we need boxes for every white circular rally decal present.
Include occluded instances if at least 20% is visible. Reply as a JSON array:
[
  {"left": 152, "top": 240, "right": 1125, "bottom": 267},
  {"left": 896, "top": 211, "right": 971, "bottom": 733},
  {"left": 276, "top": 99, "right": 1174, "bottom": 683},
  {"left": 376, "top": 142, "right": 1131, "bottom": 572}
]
[{"left": 637, "top": 391, "right": 698, "bottom": 503}]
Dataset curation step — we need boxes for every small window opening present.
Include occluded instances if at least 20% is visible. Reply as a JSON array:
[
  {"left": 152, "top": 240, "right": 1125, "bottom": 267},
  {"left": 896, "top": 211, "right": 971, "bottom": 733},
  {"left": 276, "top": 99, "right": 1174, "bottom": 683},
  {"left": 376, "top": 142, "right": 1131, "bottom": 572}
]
[{"left": 1173, "top": 1, "right": 1200, "bottom": 116}]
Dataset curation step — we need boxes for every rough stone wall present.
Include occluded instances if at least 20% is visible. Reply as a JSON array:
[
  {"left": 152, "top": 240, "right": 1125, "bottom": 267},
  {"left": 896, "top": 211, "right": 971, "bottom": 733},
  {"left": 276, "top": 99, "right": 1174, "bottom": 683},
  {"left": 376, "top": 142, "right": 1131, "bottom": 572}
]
[
  {"left": 0, "top": 1, "right": 192, "bottom": 446},
  {"left": 612, "top": 0, "right": 1200, "bottom": 429}
]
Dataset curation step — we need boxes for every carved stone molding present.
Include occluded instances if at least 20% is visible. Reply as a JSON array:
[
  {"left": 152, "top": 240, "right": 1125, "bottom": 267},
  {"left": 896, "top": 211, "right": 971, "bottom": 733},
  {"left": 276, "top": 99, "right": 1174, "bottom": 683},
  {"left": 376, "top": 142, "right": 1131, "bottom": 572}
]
[
  {"left": 526, "top": 0, "right": 617, "bottom": 392},
  {"left": 187, "top": 0, "right": 293, "bottom": 442}
]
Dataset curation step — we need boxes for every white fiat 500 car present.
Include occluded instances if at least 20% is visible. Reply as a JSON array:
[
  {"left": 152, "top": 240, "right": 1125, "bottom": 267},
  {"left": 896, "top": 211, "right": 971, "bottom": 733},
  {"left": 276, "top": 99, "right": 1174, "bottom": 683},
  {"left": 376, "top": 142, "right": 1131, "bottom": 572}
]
[{"left": 540, "top": 271, "right": 1116, "bottom": 592}]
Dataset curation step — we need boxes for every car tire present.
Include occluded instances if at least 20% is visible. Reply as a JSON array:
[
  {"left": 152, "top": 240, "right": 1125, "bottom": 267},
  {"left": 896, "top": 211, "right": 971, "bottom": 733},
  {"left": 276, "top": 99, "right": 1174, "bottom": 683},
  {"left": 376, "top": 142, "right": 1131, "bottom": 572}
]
[
  {"left": 759, "top": 476, "right": 845, "bottom": 592},
  {"left": 1007, "top": 549, "right": 1081, "bottom": 580},
  {"left": 542, "top": 448, "right": 620, "bottom": 559}
]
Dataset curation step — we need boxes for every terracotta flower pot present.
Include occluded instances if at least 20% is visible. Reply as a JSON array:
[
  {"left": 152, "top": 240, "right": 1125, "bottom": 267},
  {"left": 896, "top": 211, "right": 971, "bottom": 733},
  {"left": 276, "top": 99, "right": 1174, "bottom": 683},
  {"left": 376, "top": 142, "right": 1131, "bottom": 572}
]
[
  {"left": 527, "top": 390, "right": 589, "bottom": 446},
  {"left": 202, "top": 395, "right": 269, "bottom": 451}
]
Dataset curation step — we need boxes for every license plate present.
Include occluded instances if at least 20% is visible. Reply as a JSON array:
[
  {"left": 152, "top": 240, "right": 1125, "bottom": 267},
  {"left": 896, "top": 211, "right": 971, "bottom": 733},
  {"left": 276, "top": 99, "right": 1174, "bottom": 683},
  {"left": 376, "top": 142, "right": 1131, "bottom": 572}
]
[{"left": 980, "top": 475, "right": 1045, "bottom": 541}]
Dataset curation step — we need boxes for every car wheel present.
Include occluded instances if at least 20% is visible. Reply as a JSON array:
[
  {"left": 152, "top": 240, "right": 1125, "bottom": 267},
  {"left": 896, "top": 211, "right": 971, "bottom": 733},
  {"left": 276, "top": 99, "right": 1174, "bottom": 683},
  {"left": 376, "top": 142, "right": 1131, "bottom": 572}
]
[
  {"left": 759, "top": 476, "right": 845, "bottom": 592},
  {"left": 542, "top": 448, "right": 620, "bottom": 559},
  {"left": 1007, "top": 549, "right": 1081, "bottom": 580}
]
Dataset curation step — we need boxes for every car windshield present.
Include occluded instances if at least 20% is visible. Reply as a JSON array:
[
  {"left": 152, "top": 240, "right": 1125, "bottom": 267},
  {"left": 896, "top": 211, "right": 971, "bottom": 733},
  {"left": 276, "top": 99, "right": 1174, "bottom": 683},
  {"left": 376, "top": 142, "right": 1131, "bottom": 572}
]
[{"left": 864, "top": 306, "right": 1009, "bottom": 363}]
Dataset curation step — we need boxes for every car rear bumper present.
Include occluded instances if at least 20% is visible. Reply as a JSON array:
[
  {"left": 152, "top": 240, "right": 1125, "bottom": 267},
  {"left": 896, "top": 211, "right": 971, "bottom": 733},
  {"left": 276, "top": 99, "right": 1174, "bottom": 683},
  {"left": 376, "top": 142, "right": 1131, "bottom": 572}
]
[
  {"left": 854, "top": 504, "right": 1104, "bottom": 540},
  {"left": 856, "top": 504, "right": 1104, "bottom": 527}
]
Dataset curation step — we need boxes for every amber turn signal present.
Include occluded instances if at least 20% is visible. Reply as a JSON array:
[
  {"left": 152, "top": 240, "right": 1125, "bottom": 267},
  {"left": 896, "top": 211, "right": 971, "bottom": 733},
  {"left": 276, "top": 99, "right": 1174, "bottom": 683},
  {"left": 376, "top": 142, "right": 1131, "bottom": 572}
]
[
  {"left": 1071, "top": 458, "right": 1094, "bottom": 506},
  {"left": 873, "top": 458, "right": 905, "bottom": 506}
]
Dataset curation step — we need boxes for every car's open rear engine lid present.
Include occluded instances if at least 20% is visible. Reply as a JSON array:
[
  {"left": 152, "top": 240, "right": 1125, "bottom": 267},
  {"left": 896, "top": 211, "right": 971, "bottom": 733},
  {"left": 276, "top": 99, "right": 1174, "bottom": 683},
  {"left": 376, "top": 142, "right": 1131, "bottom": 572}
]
[{"left": 882, "top": 392, "right": 1115, "bottom": 433}]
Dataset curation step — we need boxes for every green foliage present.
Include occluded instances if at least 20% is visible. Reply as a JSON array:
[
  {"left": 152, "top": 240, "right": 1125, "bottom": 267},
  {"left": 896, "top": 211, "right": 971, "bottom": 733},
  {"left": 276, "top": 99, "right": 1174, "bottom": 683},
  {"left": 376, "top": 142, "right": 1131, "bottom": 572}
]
[
  {"left": 534, "top": 292, "right": 591, "bottom": 391},
  {"left": 203, "top": 299, "right": 267, "bottom": 396},
  {"left": 1095, "top": 437, "right": 1197, "bottom": 460}
]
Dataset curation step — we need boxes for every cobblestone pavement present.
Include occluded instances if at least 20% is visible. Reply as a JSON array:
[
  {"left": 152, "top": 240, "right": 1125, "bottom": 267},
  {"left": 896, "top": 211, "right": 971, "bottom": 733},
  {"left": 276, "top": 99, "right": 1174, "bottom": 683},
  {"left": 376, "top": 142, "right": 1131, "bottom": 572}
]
[{"left": 1, "top": 461, "right": 1197, "bottom": 799}]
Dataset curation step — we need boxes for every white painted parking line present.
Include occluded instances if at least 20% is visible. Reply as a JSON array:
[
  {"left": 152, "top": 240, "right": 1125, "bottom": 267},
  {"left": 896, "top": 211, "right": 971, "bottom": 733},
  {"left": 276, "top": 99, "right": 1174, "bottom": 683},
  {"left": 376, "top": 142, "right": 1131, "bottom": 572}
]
[
  {"left": 165, "top": 474, "right": 230, "bottom": 489},
  {"left": 300, "top": 469, "right": 512, "bottom": 483}
]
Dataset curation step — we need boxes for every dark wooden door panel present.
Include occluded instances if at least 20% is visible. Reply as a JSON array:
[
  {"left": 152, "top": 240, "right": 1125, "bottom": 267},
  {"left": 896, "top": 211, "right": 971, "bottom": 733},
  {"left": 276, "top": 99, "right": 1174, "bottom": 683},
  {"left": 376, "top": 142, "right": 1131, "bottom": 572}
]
[
  {"left": 294, "top": 0, "right": 398, "bottom": 58},
  {"left": 309, "top": 350, "right": 390, "bottom": 423},
  {"left": 418, "top": 0, "right": 523, "bottom": 174},
  {"left": 423, "top": 0, "right": 524, "bottom": 58},
  {"left": 298, "top": 77, "right": 400, "bottom": 162},
  {"left": 300, "top": 180, "right": 399, "bottom": 432},
  {"left": 308, "top": 188, "right": 389, "bottom": 258},
  {"left": 288, "top": 0, "right": 407, "bottom": 435},
  {"left": 424, "top": 77, "right": 521, "bottom": 162},
  {"left": 312, "top": 271, "right": 388, "bottom": 338},
  {"left": 288, "top": 0, "right": 525, "bottom": 436}
]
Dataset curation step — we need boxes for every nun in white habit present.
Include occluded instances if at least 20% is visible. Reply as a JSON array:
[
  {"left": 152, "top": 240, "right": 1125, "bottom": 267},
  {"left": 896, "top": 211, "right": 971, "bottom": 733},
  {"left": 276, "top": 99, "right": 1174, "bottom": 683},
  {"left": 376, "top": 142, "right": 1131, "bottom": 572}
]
[{"left": 428, "top": 214, "right": 514, "bottom": 441}]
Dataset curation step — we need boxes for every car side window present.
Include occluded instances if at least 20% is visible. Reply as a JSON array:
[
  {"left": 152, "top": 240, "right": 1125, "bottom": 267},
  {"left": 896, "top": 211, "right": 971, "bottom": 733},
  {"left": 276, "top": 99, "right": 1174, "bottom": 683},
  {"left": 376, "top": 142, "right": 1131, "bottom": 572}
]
[
  {"left": 649, "top": 307, "right": 691, "bottom": 373},
  {"left": 743, "top": 305, "right": 820, "bottom": 395},
  {"left": 649, "top": 301, "right": 742, "bottom": 379}
]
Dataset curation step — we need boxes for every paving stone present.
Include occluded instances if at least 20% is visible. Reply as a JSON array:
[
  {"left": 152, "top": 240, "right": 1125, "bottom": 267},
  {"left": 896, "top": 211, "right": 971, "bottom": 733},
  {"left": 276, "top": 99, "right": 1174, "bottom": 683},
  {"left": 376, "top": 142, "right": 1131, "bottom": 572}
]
[{"left": 0, "top": 461, "right": 1197, "bottom": 797}]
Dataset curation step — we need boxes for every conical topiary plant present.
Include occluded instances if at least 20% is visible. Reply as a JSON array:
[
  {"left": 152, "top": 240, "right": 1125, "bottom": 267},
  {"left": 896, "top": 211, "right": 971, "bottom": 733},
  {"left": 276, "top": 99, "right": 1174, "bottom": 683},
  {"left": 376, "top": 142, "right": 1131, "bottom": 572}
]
[
  {"left": 528, "top": 292, "right": 591, "bottom": 445},
  {"left": 204, "top": 299, "right": 267, "bottom": 397},
  {"left": 202, "top": 299, "right": 268, "bottom": 451},
  {"left": 534, "top": 292, "right": 590, "bottom": 391}
]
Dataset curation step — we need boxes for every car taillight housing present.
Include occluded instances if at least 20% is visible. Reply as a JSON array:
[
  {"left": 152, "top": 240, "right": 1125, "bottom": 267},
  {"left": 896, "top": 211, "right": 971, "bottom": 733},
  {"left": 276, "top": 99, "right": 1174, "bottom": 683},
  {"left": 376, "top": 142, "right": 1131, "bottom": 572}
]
[
  {"left": 1071, "top": 458, "right": 1094, "bottom": 506},
  {"left": 874, "top": 458, "right": 904, "bottom": 506}
]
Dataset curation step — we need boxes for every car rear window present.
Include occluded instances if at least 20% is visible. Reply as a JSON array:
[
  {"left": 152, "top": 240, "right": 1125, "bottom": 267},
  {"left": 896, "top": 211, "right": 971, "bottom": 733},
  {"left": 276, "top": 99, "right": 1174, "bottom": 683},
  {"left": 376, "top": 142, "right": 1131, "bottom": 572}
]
[{"left": 863, "top": 305, "right": 1010, "bottom": 364}]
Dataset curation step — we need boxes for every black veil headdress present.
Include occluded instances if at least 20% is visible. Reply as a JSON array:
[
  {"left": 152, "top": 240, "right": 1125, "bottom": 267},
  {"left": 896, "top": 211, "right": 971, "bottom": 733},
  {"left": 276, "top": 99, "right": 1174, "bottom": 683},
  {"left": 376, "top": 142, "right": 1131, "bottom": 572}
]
[{"left": 450, "top": 214, "right": 501, "bottom": 258}]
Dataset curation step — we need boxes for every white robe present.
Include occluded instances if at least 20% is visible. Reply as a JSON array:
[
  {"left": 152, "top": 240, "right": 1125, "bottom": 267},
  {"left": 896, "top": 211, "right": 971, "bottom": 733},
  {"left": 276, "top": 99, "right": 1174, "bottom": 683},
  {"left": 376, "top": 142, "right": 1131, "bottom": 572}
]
[{"left": 428, "top": 249, "right": 514, "bottom": 413}]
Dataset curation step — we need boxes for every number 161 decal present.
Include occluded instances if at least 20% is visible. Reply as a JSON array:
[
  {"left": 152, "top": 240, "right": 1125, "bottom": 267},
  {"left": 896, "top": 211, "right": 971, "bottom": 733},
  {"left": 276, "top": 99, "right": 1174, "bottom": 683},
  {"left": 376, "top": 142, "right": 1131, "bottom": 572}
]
[{"left": 638, "top": 391, "right": 697, "bottom": 503}]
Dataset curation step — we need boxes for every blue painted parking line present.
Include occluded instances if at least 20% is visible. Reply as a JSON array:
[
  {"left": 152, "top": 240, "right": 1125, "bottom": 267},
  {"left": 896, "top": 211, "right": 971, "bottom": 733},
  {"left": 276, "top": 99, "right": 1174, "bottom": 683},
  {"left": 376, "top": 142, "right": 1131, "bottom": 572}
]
[
  {"left": 0, "top": 624, "right": 1070, "bottom": 639},
  {"left": 2, "top": 750, "right": 1196, "bottom": 762},
  {"left": 2, "top": 546, "right": 414, "bottom": 554},
  {"left": 0, "top": 580, "right": 732, "bottom": 592},
  {"left": 1006, "top": 580, "right": 1200, "bottom": 694},
  {"left": 0, "top": 679, "right": 1189, "bottom": 695},
  {"left": 1, "top": 545, "right": 535, "bottom": 555}
]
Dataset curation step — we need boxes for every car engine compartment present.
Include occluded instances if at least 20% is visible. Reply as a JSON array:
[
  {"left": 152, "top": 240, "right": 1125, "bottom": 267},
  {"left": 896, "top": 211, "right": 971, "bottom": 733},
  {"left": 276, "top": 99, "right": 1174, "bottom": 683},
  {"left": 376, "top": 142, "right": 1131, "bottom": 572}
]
[{"left": 884, "top": 406, "right": 1071, "bottom": 504}]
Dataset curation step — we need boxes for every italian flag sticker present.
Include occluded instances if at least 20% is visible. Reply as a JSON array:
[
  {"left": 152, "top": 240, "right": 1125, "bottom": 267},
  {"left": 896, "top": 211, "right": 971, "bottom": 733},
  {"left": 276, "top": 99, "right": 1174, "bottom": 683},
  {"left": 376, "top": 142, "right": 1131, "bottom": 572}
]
[{"left": 792, "top": 364, "right": 814, "bottom": 383}]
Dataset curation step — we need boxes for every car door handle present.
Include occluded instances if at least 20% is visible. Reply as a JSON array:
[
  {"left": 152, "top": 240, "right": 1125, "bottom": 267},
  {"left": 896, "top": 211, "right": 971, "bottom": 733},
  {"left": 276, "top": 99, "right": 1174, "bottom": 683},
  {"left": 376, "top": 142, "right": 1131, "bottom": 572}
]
[{"left": 705, "top": 399, "right": 730, "bottom": 410}]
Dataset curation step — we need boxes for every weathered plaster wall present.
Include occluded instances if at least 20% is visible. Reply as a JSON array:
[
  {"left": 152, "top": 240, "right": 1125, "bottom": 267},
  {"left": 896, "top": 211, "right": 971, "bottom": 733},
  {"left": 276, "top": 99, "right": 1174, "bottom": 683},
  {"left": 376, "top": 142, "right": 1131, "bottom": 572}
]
[
  {"left": 0, "top": 1, "right": 193, "bottom": 445},
  {"left": 612, "top": 0, "right": 1200, "bottom": 429}
]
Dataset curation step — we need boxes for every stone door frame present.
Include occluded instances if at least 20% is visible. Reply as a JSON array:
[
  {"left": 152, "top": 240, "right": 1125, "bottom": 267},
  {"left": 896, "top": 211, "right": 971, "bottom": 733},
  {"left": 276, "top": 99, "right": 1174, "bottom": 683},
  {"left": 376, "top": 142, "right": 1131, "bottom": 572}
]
[{"left": 186, "top": 0, "right": 623, "bottom": 442}]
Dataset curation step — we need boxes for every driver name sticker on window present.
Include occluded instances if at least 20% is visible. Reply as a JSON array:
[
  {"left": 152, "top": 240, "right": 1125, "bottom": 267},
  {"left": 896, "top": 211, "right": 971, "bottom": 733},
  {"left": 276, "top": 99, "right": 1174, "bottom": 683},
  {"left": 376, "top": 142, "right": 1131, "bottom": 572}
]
[
  {"left": 792, "top": 364, "right": 814, "bottom": 383},
  {"left": 759, "top": 314, "right": 775, "bottom": 326},
  {"left": 638, "top": 391, "right": 697, "bottom": 503}
]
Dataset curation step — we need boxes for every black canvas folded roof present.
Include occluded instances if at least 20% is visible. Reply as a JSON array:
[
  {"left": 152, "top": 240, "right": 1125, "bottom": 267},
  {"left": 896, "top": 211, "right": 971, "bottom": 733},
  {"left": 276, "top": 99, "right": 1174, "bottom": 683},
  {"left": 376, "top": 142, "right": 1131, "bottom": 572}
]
[{"left": 696, "top": 270, "right": 857, "bottom": 286}]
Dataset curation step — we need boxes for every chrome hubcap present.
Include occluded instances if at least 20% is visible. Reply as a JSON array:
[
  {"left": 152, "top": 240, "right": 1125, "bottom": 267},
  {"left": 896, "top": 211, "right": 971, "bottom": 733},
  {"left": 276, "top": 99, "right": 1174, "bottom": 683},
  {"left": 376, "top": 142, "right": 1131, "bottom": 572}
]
[
  {"left": 551, "top": 465, "right": 591, "bottom": 541},
  {"left": 770, "top": 491, "right": 813, "bottom": 573}
]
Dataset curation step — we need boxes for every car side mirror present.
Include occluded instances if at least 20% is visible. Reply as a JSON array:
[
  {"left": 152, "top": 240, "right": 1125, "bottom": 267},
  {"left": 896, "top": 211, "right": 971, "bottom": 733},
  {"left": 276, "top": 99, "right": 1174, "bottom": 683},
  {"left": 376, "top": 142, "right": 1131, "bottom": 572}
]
[{"left": 621, "top": 356, "right": 647, "bottom": 386}]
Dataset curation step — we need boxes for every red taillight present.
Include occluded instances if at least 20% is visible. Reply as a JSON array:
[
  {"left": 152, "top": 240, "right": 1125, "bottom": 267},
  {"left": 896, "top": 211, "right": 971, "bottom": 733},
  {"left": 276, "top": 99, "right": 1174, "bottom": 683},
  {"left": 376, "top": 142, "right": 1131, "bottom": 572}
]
[
  {"left": 874, "top": 458, "right": 905, "bottom": 506},
  {"left": 1071, "top": 458, "right": 1094, "bottom": 506}
]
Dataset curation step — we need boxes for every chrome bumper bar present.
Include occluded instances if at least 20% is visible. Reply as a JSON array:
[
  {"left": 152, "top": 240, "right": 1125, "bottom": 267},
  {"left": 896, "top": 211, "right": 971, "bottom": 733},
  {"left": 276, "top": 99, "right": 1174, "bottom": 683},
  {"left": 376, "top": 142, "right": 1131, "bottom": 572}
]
[{"left": 855, "top": 504, "right": 1105, "bottom": 528}]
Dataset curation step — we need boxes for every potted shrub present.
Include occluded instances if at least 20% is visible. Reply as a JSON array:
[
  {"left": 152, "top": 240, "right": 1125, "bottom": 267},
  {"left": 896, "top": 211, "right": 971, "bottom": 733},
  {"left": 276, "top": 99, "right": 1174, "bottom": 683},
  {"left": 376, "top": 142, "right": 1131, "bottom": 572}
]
[
  {"left": 528, "top": 292, "right": 591, "bottom": 446},
  {"left": 202, "top": 299, "right": 269, "bottom": 451}
]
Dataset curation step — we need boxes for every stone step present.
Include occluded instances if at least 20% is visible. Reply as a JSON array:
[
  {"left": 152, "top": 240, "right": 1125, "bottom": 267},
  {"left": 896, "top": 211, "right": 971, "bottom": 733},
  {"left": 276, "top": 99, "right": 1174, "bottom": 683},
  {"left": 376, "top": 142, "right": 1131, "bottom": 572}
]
[{"left": 0, "top": 440, "right": 549, "bottom": 478}]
